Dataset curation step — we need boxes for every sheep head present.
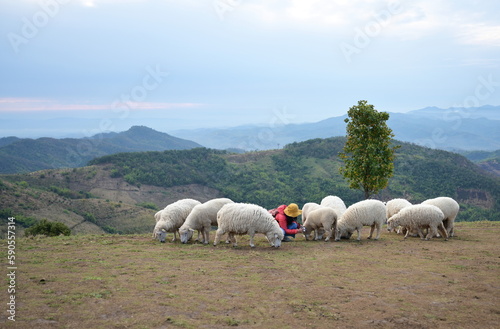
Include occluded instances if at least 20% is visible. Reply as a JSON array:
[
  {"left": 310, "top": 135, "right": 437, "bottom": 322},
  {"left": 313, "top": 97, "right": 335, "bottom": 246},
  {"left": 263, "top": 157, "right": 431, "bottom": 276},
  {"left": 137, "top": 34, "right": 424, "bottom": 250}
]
[
  {"left": 157, "top": 229, "right": 167, "bottom": 243},
  {"left": 179, "top": 227, "right": 195, "bottom": 244}
]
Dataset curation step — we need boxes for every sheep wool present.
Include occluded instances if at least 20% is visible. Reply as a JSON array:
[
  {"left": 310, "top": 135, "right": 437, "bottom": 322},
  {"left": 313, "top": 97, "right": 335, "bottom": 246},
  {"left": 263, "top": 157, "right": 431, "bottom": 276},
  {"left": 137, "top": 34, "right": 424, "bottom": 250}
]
[
  {"left": 214, "top": 203, "right": 284, "bottom": 248},
  {"left": 385, "top": 198, "right": 412, "bottom": 234},
  {"left": 179, "top": 198, "right": 234, "bottom": 244},
  {"left": 153, "top": 198, "right": 201, "bottom": 243},
  {"left": 303, "top": 207, "right": 337, "bottom": 242},
  {"left": 335, "top": 199, "right": 386, "bottom": 241},
  {"left": 387, "top": 204, "right": 448, "bottom": 241},
  {"left": 422, "top": 197, "right": 459, "bottom": 237},
  {"left": 320, "top": 195, "right": 347, "bottom": 217}
]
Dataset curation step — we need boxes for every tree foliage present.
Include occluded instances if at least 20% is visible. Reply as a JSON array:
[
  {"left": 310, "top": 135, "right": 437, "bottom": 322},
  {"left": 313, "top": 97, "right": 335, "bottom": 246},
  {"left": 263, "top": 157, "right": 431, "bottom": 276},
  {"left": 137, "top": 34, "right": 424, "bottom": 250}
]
[{"left": 339, "top": 100, "right": 399, "bottom": 199}]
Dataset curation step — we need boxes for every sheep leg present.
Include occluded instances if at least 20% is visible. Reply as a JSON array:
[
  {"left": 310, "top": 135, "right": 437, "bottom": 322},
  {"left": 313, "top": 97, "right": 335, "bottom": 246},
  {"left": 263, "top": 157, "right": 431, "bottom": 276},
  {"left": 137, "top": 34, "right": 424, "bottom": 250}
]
[
  {"left": 213, "top": 229, "right": 224, "bottom": 246},
  {"left": 403, "top": 228, "right": 410, "bottom": 240},
  {"left": 229, "top": 233, "right": 237, "bottom": 247},
  {"left": 249, "top": 233, "right": 255, "bottom": 248},
  {"left": 324, "top": 228, "right": 332, "bottom": 242},
  {"left": 438, "top": 222, "right": 448, "bottom": 241},
  {"left": 416, "top": 227, "right": 425, "bottom": 240},
  {"left": 203, "top": 228, "right": 210, "bottom": 244},
  {"left": 356, "top": 227, "right": 362, "bottom": 241},
  {"left": 373, "top": 223, "right": 381, "bottom": 240},
  {"left": 367, "top": 224, "right": 375, "bottom": 239},
  {"left": 425, "top": 226, "right": 437, "bottom": 241},
  {"left": 171, "top": 231, "right": 177, "bottom": 242}
]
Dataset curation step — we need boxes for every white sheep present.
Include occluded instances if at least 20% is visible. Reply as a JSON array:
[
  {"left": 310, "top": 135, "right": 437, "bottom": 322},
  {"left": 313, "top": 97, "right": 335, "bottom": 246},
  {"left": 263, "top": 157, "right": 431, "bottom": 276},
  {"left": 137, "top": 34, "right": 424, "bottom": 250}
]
[
  {"left": 422, "top": 197, "right": 459, "bottom": 237},
  {"left": 303, "top": 207, "right": 337, "bottom": 242},
  {"left": 301, "top": 202, "right": 323, "bottom": 239},
  {"left": 334, "top": 199, "right": 386, "bottom": 241},
  {"left": 213, "top": 203, "right": 284, "bottom": 248},
  {"left": 387, "top": 204, "right": 448, "bottom": 241},
  {"left": 178, "top": 198, "right": 234, "bottom": 244},
  {"left": 320, "top": 195, "right": 347, "bottom": 217},
  {"left": 153, "top": 198, "right": 201, "bottom": 243},
  {"left": 385, "top": 198, "right": 412, "bottom": 234},
  {"left": 152, "top": 210, "right": 164, "bottom": 238}
]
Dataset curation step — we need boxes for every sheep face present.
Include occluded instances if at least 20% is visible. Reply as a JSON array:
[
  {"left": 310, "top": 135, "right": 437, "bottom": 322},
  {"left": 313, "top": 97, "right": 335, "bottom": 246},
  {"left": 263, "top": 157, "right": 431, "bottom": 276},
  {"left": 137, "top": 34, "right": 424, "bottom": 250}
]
[
  {"left": 266, "top": 232, "right": 282, "bottom": 248},
  {"left": 387, "top": 218, "right": 398, "bottom": 232},
  {"left": 334, "top": 226, "right": 353, "bottom": 241},
  {"left": 157, "top": 229, "right": 167, "bottom": 243},
  {"left": 179, "top": 228, "right": 194, "bottom": 244}
]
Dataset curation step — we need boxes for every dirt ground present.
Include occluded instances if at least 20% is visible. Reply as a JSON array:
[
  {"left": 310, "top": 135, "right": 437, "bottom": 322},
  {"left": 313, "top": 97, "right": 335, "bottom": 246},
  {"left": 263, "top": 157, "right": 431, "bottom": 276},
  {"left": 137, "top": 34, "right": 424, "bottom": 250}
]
[{"left": 2, "top": 221, "right": 499, "bottom": 328}]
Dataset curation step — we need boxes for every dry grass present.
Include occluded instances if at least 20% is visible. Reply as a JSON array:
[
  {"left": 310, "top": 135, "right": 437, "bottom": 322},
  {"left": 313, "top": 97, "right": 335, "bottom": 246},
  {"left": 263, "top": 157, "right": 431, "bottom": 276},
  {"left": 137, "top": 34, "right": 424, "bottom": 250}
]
[{"left": 3, "top": 221, "right": 499, "bottom": 328}]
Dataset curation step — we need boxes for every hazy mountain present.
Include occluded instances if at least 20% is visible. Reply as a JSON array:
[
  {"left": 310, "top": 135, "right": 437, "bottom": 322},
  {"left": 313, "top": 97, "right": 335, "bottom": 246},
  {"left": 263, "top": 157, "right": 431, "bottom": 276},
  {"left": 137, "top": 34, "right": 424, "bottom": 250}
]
[
  {"left": 170, "top": 106, "right": 500, "bottom": 152},
  {"left": 0, "top": 126, "right": 202, "bottom": 174}
]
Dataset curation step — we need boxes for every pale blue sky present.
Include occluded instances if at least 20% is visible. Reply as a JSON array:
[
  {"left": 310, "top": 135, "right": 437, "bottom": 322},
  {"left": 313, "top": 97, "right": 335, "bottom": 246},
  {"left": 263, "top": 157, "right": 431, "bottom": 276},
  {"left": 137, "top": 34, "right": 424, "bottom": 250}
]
[{"left": 1, "top": 0, "right": 499, "bottom": 137}]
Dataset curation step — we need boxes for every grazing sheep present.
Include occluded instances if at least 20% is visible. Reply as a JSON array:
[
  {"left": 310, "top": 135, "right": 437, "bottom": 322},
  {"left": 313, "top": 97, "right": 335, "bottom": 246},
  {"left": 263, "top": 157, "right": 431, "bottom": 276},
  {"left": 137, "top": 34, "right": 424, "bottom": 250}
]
[
  {"left": 385, "top": 198, "right": 412, "bottom": 234},
  {"left": 387, "top": 204, "right": 448, "bottom": 241},
  {"left": 320, "top": 195, "right": 347, "bottom": 217},
  {"left": 334, "top": 199, "right": 386, "bottom": 241},
  {"left": 152, "top": 210, "right": 164, "bottom": 237},
  {"left": 422, "top": 197, "right": 459, "bottom": 237},
  {"left": 153, "top": 198, "right": 201, "bottom": 243},
  {"left": 301, "top": 202, "right": 323, "bottom": 239},
  {"left": 214, "top": 203, "right": 284, "bottom": 248},
  {"left": 178, "top": 198, "right": 234, "bottom": 244},
  {"left": 303, "top": 207, "right": 337, "bottom": 242}
]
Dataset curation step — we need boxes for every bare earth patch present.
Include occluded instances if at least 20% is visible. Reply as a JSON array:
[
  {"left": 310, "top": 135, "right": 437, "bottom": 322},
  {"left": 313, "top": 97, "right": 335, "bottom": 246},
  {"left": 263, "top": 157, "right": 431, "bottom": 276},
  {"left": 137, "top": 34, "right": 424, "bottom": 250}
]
[{"left": 3, "top": 221, "right": 499, "bottom": 328}]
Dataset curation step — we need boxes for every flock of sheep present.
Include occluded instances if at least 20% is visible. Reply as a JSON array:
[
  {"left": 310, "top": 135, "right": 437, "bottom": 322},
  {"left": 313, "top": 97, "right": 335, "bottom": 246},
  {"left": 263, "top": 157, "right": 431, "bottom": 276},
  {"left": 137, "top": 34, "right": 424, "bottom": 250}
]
[{"left": 152, "top": 195, "right": 460, "bottom": 248}]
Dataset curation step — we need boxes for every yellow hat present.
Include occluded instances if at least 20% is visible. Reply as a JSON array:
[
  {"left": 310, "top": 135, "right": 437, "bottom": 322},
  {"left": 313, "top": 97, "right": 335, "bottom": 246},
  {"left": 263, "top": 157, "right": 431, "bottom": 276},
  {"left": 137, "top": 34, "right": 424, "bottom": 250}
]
[{"left": 284, "top": 203, "right": 302, "bottom": 217}]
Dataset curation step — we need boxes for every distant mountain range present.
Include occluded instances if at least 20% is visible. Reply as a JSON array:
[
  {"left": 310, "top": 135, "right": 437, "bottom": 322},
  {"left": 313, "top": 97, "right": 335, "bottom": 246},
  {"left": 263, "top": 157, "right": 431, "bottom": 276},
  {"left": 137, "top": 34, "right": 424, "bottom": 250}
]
[
  {"left": 0, "top": 126, "right": 202, "bottom": 174},
  {"left": 0, "top": 106, "right": 498, "bottom": 175},
  {"left": 170, "top": 105, "right": 500, "bottom": 152}
]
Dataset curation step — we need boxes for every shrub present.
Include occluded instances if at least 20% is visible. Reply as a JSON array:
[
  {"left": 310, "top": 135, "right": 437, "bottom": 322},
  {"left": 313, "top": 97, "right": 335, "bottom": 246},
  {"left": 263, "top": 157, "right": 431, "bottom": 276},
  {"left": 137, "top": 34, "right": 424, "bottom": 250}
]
[{"left": 25, "top": 219, "right": 71, "bottom": 237}]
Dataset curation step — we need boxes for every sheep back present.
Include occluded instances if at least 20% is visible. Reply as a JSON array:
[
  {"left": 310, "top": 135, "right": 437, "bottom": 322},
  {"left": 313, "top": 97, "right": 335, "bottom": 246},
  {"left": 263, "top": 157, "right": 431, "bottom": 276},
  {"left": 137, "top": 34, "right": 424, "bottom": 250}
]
[
  {"left": 422, "top": 197, "right": 459, "bottom": 236},
  {"left": 335, "top": 199, "right": 386, "bottom": 240},
  {"left": 179, "top": 198, "right": 233, "bottom": 243},
  {"left": 386, "top": 198, "right": 412, "bottom": 218},
  {"left": 302, "top": 202, "right": 322, "bottom": 223},
  {"left": 215, "top": 203, "right": 284, "bottom": 247},
  {"left": 304, "top": 207, "right": 337, "bottom": 241},
  {"left": 388, "top": 204, "right": 447, "bottom": 240},
  {"left": 320, "top": 195, "right": 347, "bottom": 217}
]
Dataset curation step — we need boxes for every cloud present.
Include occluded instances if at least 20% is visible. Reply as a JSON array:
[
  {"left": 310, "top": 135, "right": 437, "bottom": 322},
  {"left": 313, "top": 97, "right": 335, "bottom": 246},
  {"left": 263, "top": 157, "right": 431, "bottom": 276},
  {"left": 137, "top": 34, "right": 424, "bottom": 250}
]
[{"left": 0, "top": 98, "right": 203, "bottom": 112}]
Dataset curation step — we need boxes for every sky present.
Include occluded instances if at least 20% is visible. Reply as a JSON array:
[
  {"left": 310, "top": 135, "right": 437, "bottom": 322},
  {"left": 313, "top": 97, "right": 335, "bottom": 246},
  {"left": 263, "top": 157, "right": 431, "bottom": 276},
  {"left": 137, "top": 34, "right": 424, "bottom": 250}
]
[{"left": 1, "top": 0, "right": 499, "bottom": 138}]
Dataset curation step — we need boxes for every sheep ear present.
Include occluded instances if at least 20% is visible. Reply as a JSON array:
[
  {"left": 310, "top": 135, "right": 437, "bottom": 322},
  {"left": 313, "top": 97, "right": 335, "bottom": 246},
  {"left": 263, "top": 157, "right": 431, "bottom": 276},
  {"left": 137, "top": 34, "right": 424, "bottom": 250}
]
[
  {"left": 161, "top": 229, "right": 166, "bottom": 233},
  {"left": 189, "top": 228, "right": 195, "bottom": 232}
]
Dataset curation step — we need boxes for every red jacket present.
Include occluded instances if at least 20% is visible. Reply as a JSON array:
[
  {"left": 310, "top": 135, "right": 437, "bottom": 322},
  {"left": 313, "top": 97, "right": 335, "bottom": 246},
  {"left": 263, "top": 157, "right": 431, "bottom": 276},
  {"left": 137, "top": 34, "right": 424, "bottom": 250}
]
[{"left": 274, "top": 204, "right": 301, "bottom": 235}]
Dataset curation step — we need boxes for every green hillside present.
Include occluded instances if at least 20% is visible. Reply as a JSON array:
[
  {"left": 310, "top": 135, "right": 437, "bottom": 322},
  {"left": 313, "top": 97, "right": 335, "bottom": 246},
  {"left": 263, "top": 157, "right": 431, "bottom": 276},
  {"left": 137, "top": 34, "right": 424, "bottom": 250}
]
[
  {"left": 1, "top": 137, "right": 498, "bottom": 237},
  {"left": 91, "top": 137, "right": 499, "bottom": 220}
]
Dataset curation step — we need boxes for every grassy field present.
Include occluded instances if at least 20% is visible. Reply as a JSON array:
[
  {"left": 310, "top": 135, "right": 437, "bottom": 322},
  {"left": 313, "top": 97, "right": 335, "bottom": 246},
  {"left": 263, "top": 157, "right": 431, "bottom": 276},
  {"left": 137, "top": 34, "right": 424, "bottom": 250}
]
[{"left": 2, "top": 221, "right": 499, "bottom": 328}]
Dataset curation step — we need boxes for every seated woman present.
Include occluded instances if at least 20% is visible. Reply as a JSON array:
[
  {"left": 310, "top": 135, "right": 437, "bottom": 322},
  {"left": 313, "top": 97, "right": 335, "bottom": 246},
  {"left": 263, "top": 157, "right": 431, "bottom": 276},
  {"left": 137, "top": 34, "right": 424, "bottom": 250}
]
[{"left": 270, "top": 203, "right": 303, "bottom": 242}]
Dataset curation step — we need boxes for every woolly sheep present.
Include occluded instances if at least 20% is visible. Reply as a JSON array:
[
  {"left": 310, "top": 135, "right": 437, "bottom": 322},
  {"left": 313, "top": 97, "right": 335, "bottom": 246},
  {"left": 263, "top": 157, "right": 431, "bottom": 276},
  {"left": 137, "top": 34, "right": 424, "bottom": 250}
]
[
  {"left": 334, "top": 199, "right": 386, "bottom": 241},
  {"left": 320, "top": 195, "right": 347, "bottom": 217},
  {"left": 387, "top": 204, "right": 448, "bottom": 241},
  {"left": 153, "top": 198, "right": 201, "bottom": 243},
  {"left": 303, "top": 207, "right": 337, "bottom": 242},
  {"left": 422, "top": 197, "right": 459, "bottom": 237},
  {"left": 178, "top": 198, "right": 234, "bottom": 244},
  {"left": 301, "top": 202, "right": 323, "bottom": 240},
  {"left": 152, "top": 210, "right": 164, "bottom": 238},
  {"left": 213, "top": 203, "right": 284, "bottom": 248},
  {"left": 385, "top": 198, "right": 412, "bottom": 234}
]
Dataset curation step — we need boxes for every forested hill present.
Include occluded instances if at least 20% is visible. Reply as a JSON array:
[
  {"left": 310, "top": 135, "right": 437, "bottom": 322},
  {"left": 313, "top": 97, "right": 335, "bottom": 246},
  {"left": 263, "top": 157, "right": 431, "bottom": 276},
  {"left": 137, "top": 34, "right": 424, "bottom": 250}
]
[
  {"left": 89, "top": 137, "right": 500, "bottom": 222},
  {"left": 0, "top": 126, "right": 202, "bottom": 174}
]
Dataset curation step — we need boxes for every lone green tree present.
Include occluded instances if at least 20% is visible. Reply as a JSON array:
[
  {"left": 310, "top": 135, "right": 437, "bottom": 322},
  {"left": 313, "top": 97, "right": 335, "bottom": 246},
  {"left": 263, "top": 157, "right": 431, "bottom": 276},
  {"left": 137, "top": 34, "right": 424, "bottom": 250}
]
[{"left": 339, "top": 100, "right": 398, "bottom": 199}]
